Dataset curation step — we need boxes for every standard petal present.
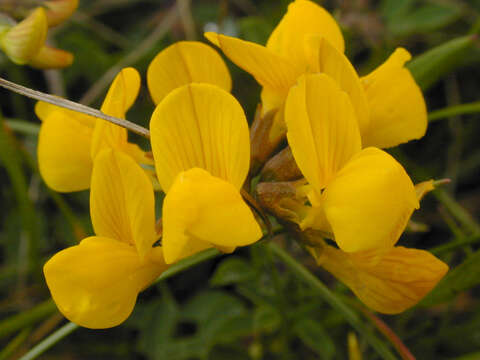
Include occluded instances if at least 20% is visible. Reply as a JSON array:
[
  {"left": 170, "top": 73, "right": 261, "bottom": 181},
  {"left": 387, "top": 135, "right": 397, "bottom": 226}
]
[
  {"left": 147, "top": 41, "right": 231, "bottom": 105},
  {"left": 304, "top": 36, "right": 370, "bottom": 134},
  {"left": 205, "top": 32, "right": 300, "bottom": 98},
  {"left": 285, "top": 74, "right": 361, "bottom": 192},
  {"left": 266, "top": 0, "right": 344, "bottom": 70},
  {"left": 90, "top": 149, "right": 157, "bottom": 259},
  {"left": 38, "top": 110, "right": 93, "bottom": 192},
  {"left": 323, "top": 147, "right": 419, "bottom": 252},
  {"left": 90, "top": 68, "right": 140, "bottom": 158},
  {"left": 44, "top": 236, "right": 166, "bottom": 329},
  {"left": 361, "top": 48, "right": 427, "bottom": 148},
  {"left": 150, "top": 83, "right": 250, "bottom": 192},
  {"left": 162, "top": 168, "right": 262, "bottom": 264},
  {"left": 28, "top": 45, "right": 73, "bottom": 69},
  {"left": 319, "top": 244, "right": 448, "bottom": 314}
]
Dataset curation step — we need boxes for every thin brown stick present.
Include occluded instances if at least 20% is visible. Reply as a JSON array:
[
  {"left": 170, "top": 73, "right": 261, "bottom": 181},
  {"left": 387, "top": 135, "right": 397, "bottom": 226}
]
[{"left": 0, "top": 77, "right": 151, "bottom": 138}]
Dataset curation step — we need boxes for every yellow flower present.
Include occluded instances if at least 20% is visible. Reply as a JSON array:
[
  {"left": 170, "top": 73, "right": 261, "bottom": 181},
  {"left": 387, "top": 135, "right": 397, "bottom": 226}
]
[
  {"left": 206, "top": 0, "right": 426, "bottom": 150},
  {"left": 0, "top": 7, "right": 74, "bottom": 68},
  {"left": 150, "top": 83, "right": 263, "bottom": 264},
  {"left": 287, "top": 73, "right": 418, "bottom": 252},
  {"left": 44, "top": 149, "right": 168, "bottom": 329},
  {"left": 36, "top": 67, "right": 149, "bottom": 192},
  {"left": 286, "top": 73, "right": 448, "bottom": 313}
]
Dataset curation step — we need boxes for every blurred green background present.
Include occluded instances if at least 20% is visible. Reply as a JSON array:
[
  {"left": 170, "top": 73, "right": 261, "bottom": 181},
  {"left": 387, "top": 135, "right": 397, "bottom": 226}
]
[{"left": 1, "top": 0, "right": 480, "bottom": 359}]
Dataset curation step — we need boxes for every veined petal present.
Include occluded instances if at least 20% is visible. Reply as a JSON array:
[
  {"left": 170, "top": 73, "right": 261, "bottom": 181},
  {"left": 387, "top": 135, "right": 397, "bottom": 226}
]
[
  {"left": 361, "top": 48, "right": 427, "bottom": 148},
  {"left": 90, "top": 149, "right": 157, "bottom": 259},
  {"left": 147, "top": 41, "right": 231, "bottom": 105},
  {"left": 44, "top": 236, "right": 166, "bottom": 329},
  {"left": 91, "top": 68, "right": 140, "bottom": 158},
  {"left": 319, "top": 244, "right": 448, "bottom": 314},
  {"left": 150, "top": 83, "right": 250, "bottom": 192},
  {"left": 0, "top": 7, "right": 47, "bottom": 64},
  {"left": 100, "top": 67, "right": 140, "bottom": 118},
  {"left": 305, "top": 36, "right": 370, "bottom": 134},
  {"left": 285, "top": 74, "right": 361, "bottom": 192},
  {"left": 267, "top": 0, "right": 344, "bottom": 70},
  {"left": 162, "top": 168, "right": 262, "bottom": 264},
  {"left": 323, "top": 147, "right": 418, "bottom": 252},
  {"left": 38, "top": 110, "right": 93, "bottom": 192},
  {"left": 205, "top": 32, "right": 300, "bottom": 98}
]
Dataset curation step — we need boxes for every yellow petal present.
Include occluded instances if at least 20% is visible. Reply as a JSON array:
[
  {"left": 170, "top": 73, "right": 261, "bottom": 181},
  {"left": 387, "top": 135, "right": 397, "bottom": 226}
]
[
  {"left": 91, "top": 68, "right": 140, "bottom": 158},
  {"left": 305, "top": 36, "right": 370, "bottom": 134},
  {"left": 37, "top": 110, "right": 93, "bottom": 192},
  {"left": 147, "top": 41, "right": 231, "bottom": 105},
  {"left": 285, "top": 73, "right": 361, "bottom": 192},
  {"left": 205, "top": 32, "right": 300, "bottom": 99},
  {"left": 162, "top": 168, "right": 262, "bottom": 264},
  {"left": 266, "top": 0, "right": 344, "bottom": 70},
  {"left": 0, "top": 7, "right": 47, "bottom": 64},
  {"left": 150, "top": 83, "right": 250, "bottom": 192},
  {"left": 90, "top": 149, "right": 157, "bottom": 259},
  {"left": 44, "top": 236, "right": 166, "bottom": 329},
  {"left": 319, "top": 244, "right": 448, "bottom": 314},
  {"left": 361, "top": 48, "right": 427, "bottom": 148},
  {"left": 323, "top": 147, "right": 418, "bottom": 252},
  {"left": 28, "top": 45, "right": 73, "bottom": 69}
]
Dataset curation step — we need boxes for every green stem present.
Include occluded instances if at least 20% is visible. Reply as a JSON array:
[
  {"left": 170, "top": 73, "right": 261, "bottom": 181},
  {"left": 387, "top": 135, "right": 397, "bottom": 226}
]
[
  {"left": 429, "top": 101, "right": 480, "bottom": 122},
  {"left": 430, "top": 235, "right": 480, "bottom": 255},
  {"left": 268, "top": 242, "right": 398, "bottom": 360},
  {"left": 17, "top": 322, "right": 79, "bottom": 360},
  {"left": 0, "top": 300, "right": 56, "bottom": 340},
  {"left": 155, "top": 248, "right": 220, "bottom": 283},
  {"left": 433, "top": 189, "right": 480, "bottom": 235},
  {"left": 5, "top": 120, "right": 40, "bottom": 135}
]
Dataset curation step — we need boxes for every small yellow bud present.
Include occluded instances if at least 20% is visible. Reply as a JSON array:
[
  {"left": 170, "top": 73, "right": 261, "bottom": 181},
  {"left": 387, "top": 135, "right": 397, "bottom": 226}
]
[
  {"left": 0, "top": 7, "right": 48, "bottom": 64},
  {"left": 44, "top": 0, "right": 79, "bottom": 27}
]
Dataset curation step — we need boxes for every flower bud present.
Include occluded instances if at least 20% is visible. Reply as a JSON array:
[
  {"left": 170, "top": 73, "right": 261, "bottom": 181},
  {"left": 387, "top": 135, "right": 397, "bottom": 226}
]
[
  {"left": 0, "top": 7, "right": 47, "bottom": 64},
  {"left": 260, "top": 146, "right": 302, "bottom": 182},
  {"left": 44, "top": 0, "right": 79, "bottom": 27},
  {"left": 28, "top": 45, "right": 73, "bottom": 69}
]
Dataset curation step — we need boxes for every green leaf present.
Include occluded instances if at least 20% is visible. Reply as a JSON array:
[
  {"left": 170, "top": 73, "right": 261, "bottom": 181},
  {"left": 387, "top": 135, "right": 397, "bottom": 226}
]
[
  {"left": 421, "top": 249, "right": 480, "bottom": 306},
  {"left": 210, "top": 257, "right": 256, "bottom": 287},
  {"left": 387, "top": 4, "right": 462, "bottom": 37},
  {"left": 253, "top": 305, "right": 281, "bottom": 334},
  {"left": 407, "top": 35, "right": 477, "bottom": 91},
  {"left": 293, "top": 319, "right": 336, "bottom": 359}
]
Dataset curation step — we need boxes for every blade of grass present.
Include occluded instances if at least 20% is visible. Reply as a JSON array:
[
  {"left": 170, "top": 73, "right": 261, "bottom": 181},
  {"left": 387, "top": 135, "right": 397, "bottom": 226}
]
[
  {"left": 0, "top": 300, "right": 56, "bottom": 340},
  {"left": 429, "top": 101, "right": 480, "bottom": 122}
]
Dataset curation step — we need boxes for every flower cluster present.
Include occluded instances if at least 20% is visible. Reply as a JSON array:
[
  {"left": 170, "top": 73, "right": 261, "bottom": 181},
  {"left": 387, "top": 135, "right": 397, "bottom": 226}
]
[
  {"left": 0, "top": 0, "right": 77, "bottom": 68},
  {"left": 40, "top": 0, "right": 448, "bottom": 329}
]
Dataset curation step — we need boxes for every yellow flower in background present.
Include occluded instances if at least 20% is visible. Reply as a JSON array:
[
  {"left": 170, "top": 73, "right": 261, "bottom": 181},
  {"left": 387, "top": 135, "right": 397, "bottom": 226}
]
[
  {"left": 285, "top": 73, "right": 448, "bottom": 313},
  {"left": 44, "top": 149, "right": 168, "bottom": 329},
  {"left": 206, "top": 0, "right": 426, "bottom": 151},
  {"left": 0, "top": 5, "right": 75, "bottom": 69},
  {"left": 36, "top": 67, "right": 150, "bottom": 192},
  {"left": 150, "top": 83, "right": 263, "bottom": 264}
]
